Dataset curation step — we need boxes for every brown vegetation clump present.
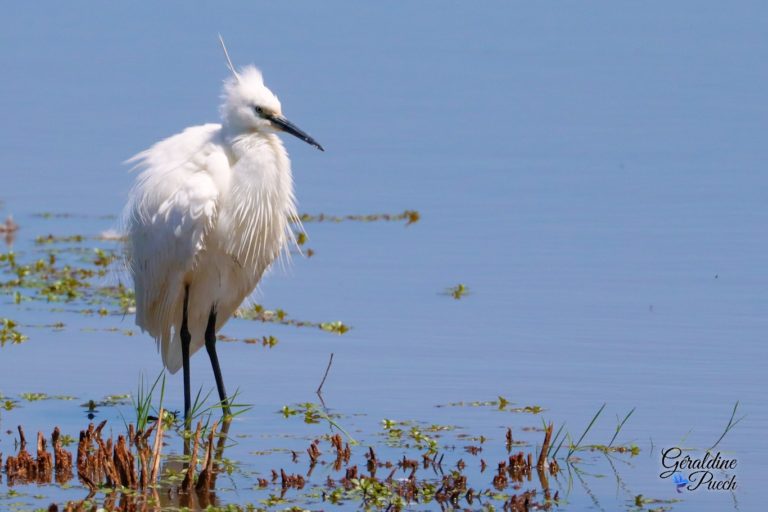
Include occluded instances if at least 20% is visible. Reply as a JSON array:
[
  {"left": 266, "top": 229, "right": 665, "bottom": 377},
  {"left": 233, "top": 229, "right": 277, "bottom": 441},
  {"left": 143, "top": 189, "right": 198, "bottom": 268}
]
[
  {"left": 4, "top": 416, "right": 563, "bottom": 511},
  {"left": 52, "top": 427, "right": 73, "bottom": 484},
  {"left": 8, "top": 416, "right": 228, "bottom": 511},
  {"left": 5, "top": 426, "right": 63, "bottom": 485}
]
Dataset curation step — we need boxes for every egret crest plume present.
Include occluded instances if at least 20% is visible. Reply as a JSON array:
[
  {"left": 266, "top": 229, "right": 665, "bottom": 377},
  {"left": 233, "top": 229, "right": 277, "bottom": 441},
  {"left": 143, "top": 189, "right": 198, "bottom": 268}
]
[{"left": 218, "top": 34, "right": 241, "bottom": 83}]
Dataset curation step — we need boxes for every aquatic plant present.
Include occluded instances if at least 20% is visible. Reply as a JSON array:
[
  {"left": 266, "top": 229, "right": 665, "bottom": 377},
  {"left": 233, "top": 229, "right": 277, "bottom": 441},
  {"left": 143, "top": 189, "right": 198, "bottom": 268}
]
[
  {"left": 445, "top": 283, "right": 469, "bottom": 299},
  {"left": 567, "top": 402, "right": 606, "bottom": 458},
  {"left": 709, "top": 400, "right": 744, "bottom": 451},
  {"left": 236, "top": 303, "right": 350, "bottom": 334},
  {"left": 295, "top": 209, "right": 420, "bottom": 225},
  {"left": 0, "top": 318, "right": 27, "bottom": 345}
]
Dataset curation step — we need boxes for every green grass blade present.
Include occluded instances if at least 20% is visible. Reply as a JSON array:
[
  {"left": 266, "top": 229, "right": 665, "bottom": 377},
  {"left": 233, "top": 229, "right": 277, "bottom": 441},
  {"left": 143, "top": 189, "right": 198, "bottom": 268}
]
[
  {"left": 549, "top": 422, "right": 567, "bottom": 459},
  {"left": 709, "top": 401, "right": 744, "bottom": 451},
  {"left": 568, "top": 403, "right": 606, "bottom": 458},
  {"left": 608, "top": 407, "right": 635, "bottom": 447}
]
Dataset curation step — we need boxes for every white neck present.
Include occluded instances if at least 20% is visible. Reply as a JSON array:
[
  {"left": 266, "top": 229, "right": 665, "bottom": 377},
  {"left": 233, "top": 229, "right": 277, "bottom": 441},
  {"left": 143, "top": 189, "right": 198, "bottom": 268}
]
[{"left": 216, "top": 128, "right": 298, "bottom": 274}]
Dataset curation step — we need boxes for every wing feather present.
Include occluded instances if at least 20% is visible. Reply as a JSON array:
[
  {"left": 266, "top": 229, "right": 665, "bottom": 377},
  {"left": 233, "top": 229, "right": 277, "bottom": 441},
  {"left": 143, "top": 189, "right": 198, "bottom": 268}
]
[{"left": 122, "top": 124, "right": 228, "bottom": 369}]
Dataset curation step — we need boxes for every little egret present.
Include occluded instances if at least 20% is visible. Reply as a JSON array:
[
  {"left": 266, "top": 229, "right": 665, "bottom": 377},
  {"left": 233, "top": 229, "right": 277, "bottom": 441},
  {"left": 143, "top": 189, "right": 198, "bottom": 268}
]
[{"left": 123, "top": 38, "right": 323, "bottom": 422}]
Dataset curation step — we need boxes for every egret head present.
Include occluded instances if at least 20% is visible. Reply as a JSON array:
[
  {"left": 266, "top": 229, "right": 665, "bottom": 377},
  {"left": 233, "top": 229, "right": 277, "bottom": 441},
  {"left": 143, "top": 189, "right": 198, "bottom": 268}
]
[{"left": 220, "top": 65, "right": 323, "bottom": 151}]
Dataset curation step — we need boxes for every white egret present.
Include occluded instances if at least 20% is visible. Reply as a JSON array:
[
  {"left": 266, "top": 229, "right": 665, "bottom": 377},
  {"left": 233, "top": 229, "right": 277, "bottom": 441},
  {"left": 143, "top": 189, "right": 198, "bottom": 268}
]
[{"left": 122, "top": 37, "right": 323, "bottom": 422}]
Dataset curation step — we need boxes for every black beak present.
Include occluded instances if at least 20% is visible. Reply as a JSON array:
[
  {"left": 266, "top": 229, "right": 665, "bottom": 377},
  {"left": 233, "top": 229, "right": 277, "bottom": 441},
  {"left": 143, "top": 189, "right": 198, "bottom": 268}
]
[{"left": 268, "top": 114, "right": 324, "bottom": 151}]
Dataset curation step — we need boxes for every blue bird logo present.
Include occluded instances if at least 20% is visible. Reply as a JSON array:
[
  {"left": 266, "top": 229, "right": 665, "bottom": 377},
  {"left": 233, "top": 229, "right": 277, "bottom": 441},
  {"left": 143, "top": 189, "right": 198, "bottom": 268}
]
[{"left": 673, "top": 473, "right": 689, "bottom": 492}]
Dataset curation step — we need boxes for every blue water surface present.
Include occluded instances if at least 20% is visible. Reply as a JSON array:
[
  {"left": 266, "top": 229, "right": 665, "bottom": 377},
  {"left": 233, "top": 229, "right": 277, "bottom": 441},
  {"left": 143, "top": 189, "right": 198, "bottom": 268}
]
[{"left": 0, "top": 2, "right": 765, "bottom": 511}]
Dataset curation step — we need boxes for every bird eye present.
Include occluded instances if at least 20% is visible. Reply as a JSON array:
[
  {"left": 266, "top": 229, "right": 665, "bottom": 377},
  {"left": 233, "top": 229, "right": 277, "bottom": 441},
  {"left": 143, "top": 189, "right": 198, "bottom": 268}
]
[{"left": 253, "top": 105, "right": 265, "bottom": 116}]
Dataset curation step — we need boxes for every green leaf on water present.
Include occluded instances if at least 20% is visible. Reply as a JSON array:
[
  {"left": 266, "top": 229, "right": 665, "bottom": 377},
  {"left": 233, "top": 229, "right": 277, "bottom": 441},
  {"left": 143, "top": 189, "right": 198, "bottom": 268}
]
[
  {"left": 446, "top": 283, "right": 469, "bottom": 299},
  {"left": 0, "top": 318, "right": 28, "bottom": 346},
  {"left": 320, "top": 321, "right": 350, "bottom": 334},
  {"left": 20, "top": 392, "right": 49, "bottom": 402}
]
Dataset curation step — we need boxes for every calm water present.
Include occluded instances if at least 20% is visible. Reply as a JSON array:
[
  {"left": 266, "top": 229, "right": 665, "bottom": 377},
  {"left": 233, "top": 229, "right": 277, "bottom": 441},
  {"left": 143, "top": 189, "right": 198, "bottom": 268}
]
[{"left": 1, "top": 2, "right": 766, "bottom": 510}]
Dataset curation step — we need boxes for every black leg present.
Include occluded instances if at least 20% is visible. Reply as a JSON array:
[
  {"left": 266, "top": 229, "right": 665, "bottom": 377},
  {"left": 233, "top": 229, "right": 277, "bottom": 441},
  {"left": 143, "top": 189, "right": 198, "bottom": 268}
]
[
  {"left": 180, "top": 285, "right": 192, "bottom": 426},
  {"left": 205, "top": 307, "right": 230, "bottom": 416}
]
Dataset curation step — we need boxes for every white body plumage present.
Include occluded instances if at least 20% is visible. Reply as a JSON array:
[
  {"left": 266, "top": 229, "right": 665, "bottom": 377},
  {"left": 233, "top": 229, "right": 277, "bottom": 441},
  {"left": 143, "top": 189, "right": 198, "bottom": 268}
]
[{"left": 123, "top": 64, "right": 322, "bottom": 375}]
